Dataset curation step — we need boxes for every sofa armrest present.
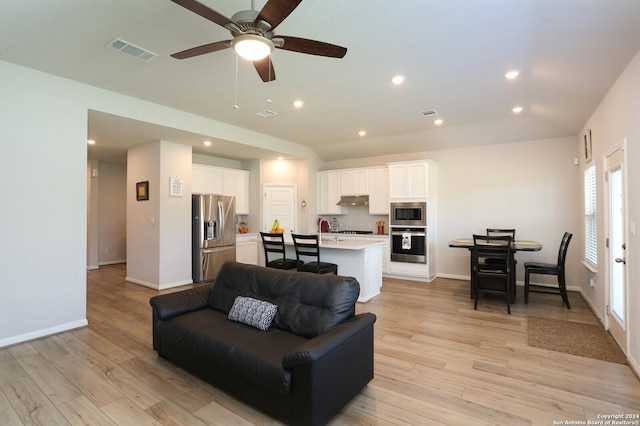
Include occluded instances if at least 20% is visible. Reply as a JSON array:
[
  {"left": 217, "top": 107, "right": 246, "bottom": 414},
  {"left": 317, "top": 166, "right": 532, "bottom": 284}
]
[
  {"left": 149, "top": 284, "right": 212, "bottom": 321},
  {"left": 283, "top": 313, "right": 376, "bottom": 368},
  {"left": 283, "top": 312, "right": 376, "bottom": 426}
]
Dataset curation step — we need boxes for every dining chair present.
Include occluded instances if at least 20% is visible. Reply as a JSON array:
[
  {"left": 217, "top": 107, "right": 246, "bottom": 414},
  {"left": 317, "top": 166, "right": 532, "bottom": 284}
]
[
  {"left": 486, "top": 228, "right": 516, "bottom": 239},
  {"left": 486, "top": 228, "right": 518, "bottom": 295},
  {"left": 291, "top": 233, "right": 338, "bottom": 275},
  {"left": 472, "top": 234, "right": 514, "bottom": 314},
  {"left": 524, "top": 232, "right": 573, "bottom": 309},
  {"left": 259, "top": 232, "right": 302, "bottom": 270}
]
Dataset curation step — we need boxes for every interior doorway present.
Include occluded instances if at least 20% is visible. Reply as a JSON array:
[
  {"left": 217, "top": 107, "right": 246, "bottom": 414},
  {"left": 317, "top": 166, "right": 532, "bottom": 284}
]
[
  {"left": 262, "top": 184, "right": 297, "bottom": 233},
  {"left": 604, "top": 141, "right": 628, "bottom": 353}
]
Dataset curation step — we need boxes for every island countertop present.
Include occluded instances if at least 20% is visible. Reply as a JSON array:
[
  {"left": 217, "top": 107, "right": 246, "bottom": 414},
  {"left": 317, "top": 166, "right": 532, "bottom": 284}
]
[{"left": 297, "top": 238, "right": 384, "bottom": 250}]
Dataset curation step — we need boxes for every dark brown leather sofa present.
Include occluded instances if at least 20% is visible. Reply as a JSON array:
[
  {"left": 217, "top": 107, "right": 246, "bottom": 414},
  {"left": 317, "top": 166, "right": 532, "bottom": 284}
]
[{"left": 150, "top": 261, "right": 376, "bottom": 426}]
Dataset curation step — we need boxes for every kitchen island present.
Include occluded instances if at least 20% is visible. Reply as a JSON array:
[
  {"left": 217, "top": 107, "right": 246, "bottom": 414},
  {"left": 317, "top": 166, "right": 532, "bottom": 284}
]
[{"left": 281, "top": 236, "right": 384, "bottom": 303}]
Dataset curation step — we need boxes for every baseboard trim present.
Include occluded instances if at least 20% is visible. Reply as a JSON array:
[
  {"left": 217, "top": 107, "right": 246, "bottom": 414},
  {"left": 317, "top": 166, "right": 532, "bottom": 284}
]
[
  {"left": 98, "top": 260, "right": 126, "bottom": 266},
  {"left": 126, "top": 276, "right": 193, "bottom": 290},
  {"left": 0, "top": 319, "right": 88, "bottom": 349}
]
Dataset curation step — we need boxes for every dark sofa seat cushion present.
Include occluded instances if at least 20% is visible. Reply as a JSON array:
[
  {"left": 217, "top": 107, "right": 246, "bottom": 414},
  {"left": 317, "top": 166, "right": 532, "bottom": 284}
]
[
  {"left": 155, "top": 308, "right": 307, "bottom": 395},
  {"left": 209, "top": 262, "right": 360, "bottom": 338}
]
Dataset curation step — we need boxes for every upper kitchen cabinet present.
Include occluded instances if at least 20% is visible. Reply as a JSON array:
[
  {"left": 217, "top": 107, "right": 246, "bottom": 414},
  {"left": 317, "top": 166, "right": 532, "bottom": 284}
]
[
  {"left": 318, "top": 166, "right": 389, "bottom": 215},
  {"left": 368, "top": 167, "right": 389, "bottom": 215},
  {"left": 340, "top": 169, "right": 369, "bottom": 195},
  {"left": 388, "top": 160, "right": 435, "bottom": 200},
  {"left": 192, "top": 164, "right": 250, "bottom": 215},
  {"left": 222, "top": 169, "right": 250, "bottom": 215},
  {"left": 318, "top": 171, "right": 345, "bottom": 215}
]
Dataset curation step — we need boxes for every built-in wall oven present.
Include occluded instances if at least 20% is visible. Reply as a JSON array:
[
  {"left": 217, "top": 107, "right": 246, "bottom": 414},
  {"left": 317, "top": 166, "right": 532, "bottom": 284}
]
[
  {"left": 390, "top": 228, "right": 427, "bottom": 264},
  {"left": 390, "top": 202, "right": 427, "bottom": 227}
]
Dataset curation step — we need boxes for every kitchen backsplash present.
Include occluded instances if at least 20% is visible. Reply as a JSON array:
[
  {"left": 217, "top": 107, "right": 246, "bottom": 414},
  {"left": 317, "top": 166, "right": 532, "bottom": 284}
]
[{"left": 319, "top": 206, "right": 388, "bottom": 234}]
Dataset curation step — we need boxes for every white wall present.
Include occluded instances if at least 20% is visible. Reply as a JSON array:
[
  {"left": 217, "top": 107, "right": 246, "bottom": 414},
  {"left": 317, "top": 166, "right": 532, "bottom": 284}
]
[
  {"left": 126, "top": 140, "right": 192, "bottom": 289},
  {"left": 0, "top": 58, "right": 317, "bottom": 347},
  {"left": 98, "top": 162, "right": 126, "bottom": 265},
  {"left": 158, "top": 141, "right": 192, "bottom": 288},
  {"left": 126, "top": 142, "right": 161, "bottom": 286},
  {"left": 258, "top": 159, "right": 313, "bottom": 233},
  {"left": 87, "top": 160, "right": 99, "bottom": 270},
  {"left": 0, "top": 61, "right": 88, "bottom": 346},
  {"left": 580, "top": 48, "right": 640, "bottom": 369}
]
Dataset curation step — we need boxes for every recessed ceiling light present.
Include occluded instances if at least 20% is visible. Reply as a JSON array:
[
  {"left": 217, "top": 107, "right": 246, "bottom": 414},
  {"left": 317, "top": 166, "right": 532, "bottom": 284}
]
[
  {"left": 277, "top": 156, "right": 284, "bottom": 160},
  {"left": 203, "top": 140, "right": 212, "bottom": 146},
  {"left": 358, "top": 130, "right": 367, "bottom": 137},
  {"left": 293, "top": 100, "right": 304, "bottom": 108},
  {"left": 87, "top": 139, "right": 96, "bottom": 145},
  {"left": 505, "top": 70, "right": 520, "bottom": 79},
  {"left": 512, "top": 106, "right": 523, "bottom": 113},
  {"left": 391, "top": 74, "right": 405, "bottom": 85},
  {"left": 434, "top": 119, "right": 444, "bottom": 125}
]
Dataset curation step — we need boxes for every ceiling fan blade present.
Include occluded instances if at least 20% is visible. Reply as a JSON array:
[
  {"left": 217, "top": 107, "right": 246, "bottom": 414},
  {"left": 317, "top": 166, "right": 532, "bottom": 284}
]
[
  {"left": 278, "top": 36, "right": 347, "bottom": 58},
  {"left": 170, "top": 0, "right": 234, "bottom": 28},
  {"left": 171, "top": 41, "right": 231, "bottom": 59},
  {"left": 256, "top": 0, "right": 303, "bottom": 31},
  {"left": 253, "top": 57, "right": 276, "bottom": 82}
]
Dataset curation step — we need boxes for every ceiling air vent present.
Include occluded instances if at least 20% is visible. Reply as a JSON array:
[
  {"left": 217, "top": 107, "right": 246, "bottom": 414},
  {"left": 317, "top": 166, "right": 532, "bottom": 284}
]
[
  {"left": 256, "top": 110, "right": 278, "bottom": 118},
  {"left": 419, "top": 109, "right": 439, "bottom": 117},
  {"left": 106, "top": 38, "right": 158, "bottom": 62}
]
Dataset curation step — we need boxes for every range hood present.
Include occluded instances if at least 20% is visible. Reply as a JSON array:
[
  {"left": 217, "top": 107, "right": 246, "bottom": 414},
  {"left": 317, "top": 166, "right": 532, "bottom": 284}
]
[{"left": 337, "top": 195, "right": 369, "bottom": 206}]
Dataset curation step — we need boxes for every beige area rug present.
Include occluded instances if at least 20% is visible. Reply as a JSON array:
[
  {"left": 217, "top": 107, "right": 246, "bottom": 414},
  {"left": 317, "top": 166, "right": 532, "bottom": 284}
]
[{"left": 527, "top": 316, "right": 627, "bottom": 364}]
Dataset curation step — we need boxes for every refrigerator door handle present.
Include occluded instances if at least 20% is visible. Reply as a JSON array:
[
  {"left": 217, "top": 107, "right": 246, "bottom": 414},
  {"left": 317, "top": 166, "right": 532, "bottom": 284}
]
[{"left": 218, "top": 200, "right": 224, "bottom": 241}]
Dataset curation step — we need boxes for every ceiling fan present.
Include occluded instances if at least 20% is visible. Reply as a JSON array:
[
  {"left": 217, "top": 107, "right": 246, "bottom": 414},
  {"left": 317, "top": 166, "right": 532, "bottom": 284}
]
[{"left": 169, "top": 0, "right": 348, "bottom": 82}]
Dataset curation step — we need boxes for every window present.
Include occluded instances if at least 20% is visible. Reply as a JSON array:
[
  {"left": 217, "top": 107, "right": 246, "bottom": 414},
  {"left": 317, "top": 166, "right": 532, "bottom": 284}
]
[{"left": 584, "top": 166, "right": 597, "bottom": 266}]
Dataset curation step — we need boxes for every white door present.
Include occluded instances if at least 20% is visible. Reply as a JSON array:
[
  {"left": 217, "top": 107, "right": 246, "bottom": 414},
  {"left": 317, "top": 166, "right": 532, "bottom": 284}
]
[
  {"left": 605, "top": 143, "right": 627, "bottom": 353},
  {"left": 263, "top": 184, "right": 297, "bottom": 233}
]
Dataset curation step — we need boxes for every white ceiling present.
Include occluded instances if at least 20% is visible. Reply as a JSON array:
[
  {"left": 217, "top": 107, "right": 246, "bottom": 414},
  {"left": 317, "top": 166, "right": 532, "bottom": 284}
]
[{"left": 2, "top": 0, "right": 640, "bottom": 163}]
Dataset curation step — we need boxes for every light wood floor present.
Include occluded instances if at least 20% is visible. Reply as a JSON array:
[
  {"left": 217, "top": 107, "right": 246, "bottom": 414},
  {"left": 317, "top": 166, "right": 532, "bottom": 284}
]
[{"left": 1, "top": 264, "right": 639, "bottom": 425}]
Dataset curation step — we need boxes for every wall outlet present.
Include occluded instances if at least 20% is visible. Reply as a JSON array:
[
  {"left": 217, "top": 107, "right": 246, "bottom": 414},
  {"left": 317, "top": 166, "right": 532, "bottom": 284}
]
[{"left": 589, "top": 278, "right": 596, "bottom": 287}]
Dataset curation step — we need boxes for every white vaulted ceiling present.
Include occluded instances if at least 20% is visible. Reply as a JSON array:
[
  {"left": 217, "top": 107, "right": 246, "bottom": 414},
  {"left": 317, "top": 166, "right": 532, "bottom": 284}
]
[{"left": 2, "top": 0, "right": 640, "bottom": 162}]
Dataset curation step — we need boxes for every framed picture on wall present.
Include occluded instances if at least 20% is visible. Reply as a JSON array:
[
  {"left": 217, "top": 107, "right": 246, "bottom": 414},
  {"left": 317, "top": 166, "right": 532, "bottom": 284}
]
[
  {"left": 136, "top": 181, "right": 149, "bottom": 201},
  {"left": 584, "top": 129, "right": 592, "bottom": 163}
]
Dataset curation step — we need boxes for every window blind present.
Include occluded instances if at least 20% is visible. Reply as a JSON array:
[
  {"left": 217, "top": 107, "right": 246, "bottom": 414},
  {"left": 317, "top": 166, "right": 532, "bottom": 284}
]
[{"left": 584, "top": 166, "right": 597, "bottom": 266}]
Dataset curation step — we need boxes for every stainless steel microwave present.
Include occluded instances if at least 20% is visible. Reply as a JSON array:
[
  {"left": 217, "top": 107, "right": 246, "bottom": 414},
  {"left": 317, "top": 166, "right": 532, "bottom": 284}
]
[{"left": 390, "top": 202, "right": 427, "bottom": 227}]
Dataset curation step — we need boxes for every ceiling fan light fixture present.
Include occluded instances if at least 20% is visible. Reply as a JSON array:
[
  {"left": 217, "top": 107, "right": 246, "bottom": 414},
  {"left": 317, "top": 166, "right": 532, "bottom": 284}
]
[{"left": 232, "top": 34, "right": 274, "bottom": 61}]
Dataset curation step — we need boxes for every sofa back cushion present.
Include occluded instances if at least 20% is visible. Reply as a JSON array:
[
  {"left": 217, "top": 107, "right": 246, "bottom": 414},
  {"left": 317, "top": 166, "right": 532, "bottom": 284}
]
[{"left": 209, "top": 262, "right": 360, "bottom": 338}]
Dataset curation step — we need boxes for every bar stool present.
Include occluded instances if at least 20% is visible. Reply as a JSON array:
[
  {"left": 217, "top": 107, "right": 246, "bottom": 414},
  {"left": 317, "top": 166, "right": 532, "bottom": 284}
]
[
  {"left": 260, "top": 232, "right": 302, "bottom": 270},
  {"left": 291, "top": 233, "right": 338, "bottom": 275}
]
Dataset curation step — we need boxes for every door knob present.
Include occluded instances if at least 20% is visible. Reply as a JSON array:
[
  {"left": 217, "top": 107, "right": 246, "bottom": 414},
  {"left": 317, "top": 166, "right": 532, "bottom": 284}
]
[{"left": 614, "top": 257, "right": 626, "bottom": 264}]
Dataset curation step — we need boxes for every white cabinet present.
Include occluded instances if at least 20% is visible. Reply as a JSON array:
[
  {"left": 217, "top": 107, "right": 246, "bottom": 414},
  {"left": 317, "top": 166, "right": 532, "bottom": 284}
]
[
  {"left": 204, "top": 167, "right": 223, "bottom": 195},
  {"left": 340, "top": 169, "right": 369, "bottom": 195},
  {"left": 192, "top": 164, "right": 250, "bottom": 214},
  {"left": 318, "top": 171, "right": 345, "bottom": 215},
  {"left": 368, "top": 167, "right": 389, "bottom": 215},
  {"left": 319, "top": 166, "right": 389, "bottom": 215},
  {"left": 336, "top": 235, "right": 389, "bottom": 275},
  {"left": 222, "top": 169, "right": 249, "bottom": 215},
  {"left": 192, "top": 165, "right": 206, "bottom": 194},
  {"left": 388, "top": 161, "right": 431, "bottom": 199},
  {"left": 236, "top": 234, "right": 258, "bottom": 265}
]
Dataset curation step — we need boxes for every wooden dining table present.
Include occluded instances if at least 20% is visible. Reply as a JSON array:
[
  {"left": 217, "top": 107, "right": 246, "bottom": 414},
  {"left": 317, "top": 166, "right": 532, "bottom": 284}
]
[{"left": 448, "top": 238, "right": 543, "bottom": 301}]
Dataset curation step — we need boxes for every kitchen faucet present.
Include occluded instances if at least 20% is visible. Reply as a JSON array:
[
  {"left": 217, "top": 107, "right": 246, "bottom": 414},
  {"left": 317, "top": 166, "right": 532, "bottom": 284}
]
[{"left": 318, "top": 218, "right": 330, "bottom": 243}]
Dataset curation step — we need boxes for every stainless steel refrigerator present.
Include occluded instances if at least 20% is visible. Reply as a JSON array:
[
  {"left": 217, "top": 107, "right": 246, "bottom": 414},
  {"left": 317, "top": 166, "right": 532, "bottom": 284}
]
[{"left": 192, "top": 194, "right": 236, "bottom": 283}]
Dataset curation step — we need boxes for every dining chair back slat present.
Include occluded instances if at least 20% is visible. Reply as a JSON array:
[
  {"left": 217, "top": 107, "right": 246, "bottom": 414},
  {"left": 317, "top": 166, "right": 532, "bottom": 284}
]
[
  {"left": 291, "top": 233, "right": 338, "bottom": 275},
  {"left": 472, "top": 234, "right": 514, "bottom": 314},
  {"left": 260, "top": 232, "right": 301, "bottom": 270}
]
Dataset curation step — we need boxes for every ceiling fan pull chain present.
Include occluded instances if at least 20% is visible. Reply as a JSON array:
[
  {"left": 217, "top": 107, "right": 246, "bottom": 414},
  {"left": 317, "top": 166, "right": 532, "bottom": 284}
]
[
  {"left": 266, "top": 57, "right": 272, "bottom": 103},
  {"left": 234, "top": 53, "right": 239, "bottom": 109}
]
